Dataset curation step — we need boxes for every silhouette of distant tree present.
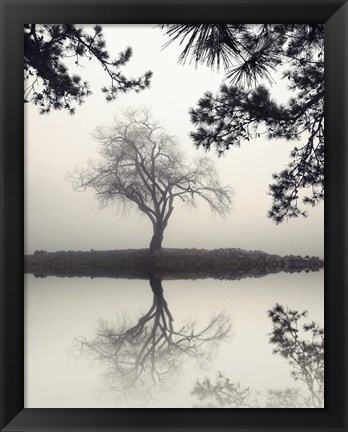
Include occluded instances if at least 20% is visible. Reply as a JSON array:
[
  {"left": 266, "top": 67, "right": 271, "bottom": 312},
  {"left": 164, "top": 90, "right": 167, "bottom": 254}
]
[
  {"left": 192, "top": 303, "right": 324, "bottom": 408},
  {"left": 24, "top": 24, "right": 152, "bottom": 114},
  {"left": 74, "top": 274, "right": 230, "bottom": 405},
  {"left": 67, "top": 108, "right": 233, "bottom": 253},
  {"left": 161, "top": 25, "right": 324, "bottom": 223}
]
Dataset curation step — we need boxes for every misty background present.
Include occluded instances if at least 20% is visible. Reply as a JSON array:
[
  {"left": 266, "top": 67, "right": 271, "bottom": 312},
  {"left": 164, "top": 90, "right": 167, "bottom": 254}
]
[{"left": 24, "top": 25, "right": 324, "bottom": 256}]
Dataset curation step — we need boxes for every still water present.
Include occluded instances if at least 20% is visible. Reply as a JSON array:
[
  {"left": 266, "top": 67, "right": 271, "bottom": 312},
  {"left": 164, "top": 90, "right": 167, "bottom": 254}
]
[{"left": 25, "top": 270, "right": 324, "bottom": 408}]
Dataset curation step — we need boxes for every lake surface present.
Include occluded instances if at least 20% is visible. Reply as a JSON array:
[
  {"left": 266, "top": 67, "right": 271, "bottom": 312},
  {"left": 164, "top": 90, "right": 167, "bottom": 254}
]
[{"left": 24, "top": 270, "right": 324, "bottom": 408}]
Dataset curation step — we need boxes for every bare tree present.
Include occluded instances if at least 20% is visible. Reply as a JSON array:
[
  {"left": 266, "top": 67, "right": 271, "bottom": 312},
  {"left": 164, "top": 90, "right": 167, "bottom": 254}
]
[
  {"left": 74, "top": 274, "right": 231, "bottom": 405},
  {"left": 67, "top": 109, "right": 233, "bottom": 253}
]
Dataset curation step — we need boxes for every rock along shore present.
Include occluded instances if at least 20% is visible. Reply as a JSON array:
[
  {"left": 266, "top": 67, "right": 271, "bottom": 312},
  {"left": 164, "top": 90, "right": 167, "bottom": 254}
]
[{"left": 24, "top": 248, "right": 324, "bottom": 281}]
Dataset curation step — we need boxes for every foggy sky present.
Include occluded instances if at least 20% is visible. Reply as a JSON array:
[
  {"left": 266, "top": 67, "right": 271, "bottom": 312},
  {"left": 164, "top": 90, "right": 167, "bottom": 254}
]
[{"left": 24, "top": 25, "right": 324, "bottom": 257}]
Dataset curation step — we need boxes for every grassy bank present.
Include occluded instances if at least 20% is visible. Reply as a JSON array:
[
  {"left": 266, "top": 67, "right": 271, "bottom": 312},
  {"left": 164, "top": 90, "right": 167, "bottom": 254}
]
[{"left": 25, "top": 248, "right": 324, "bottom": 280}]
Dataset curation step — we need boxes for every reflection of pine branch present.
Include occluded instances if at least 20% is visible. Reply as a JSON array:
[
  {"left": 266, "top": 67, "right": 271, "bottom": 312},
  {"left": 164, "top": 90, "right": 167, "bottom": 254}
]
[
  {"left": 192, "top": 374, "right": 257, "bottom": 408},
  {"left": 74, "top": 274, "right": 231, "bottom": 405},
  {"left": 192, "top": 304, "right": 324, "bottom": 408},
  {"left": 266, "top": 388, "right": 307, "bottom": 408},
  {"left": 268, "top": 304, "right": 324, "bottom": 407},
  {"left": 192, "top": 375, "right": 320, "bottom": 409}
]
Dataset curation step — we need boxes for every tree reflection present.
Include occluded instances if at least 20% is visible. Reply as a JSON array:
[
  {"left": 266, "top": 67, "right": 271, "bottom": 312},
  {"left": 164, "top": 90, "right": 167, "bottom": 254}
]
[
  {"left": 192, "top": 373, "right": 257, "bottom": 408},
  {"left": 192, "top": 304, "right": 324, "bottom": 408},
  {"left": 74, "top": 274, "right": 231, "bottom": 405},
  {"left": 268, "top": 303, "right": 324, "bottom": 407}
]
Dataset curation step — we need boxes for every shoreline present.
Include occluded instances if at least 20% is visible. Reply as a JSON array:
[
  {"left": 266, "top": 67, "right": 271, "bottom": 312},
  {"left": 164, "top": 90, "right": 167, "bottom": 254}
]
[{"left": 25, "top": 248, "right": 324, "bottom": 281}]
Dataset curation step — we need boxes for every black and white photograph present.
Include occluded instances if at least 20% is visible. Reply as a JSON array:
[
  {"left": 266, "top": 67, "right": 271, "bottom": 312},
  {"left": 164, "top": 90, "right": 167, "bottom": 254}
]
[{"left": 24, "top": 24, "right": 324, "bottom": 408}]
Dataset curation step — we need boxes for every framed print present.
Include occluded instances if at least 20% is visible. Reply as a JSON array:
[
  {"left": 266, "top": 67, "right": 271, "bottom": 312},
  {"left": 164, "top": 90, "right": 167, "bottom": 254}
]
[{"left": 1, "top": 0, "right": 347, "bottom": 431}]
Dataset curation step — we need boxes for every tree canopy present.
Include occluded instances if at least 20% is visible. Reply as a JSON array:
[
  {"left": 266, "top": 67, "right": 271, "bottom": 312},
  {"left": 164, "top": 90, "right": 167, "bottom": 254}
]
[
  {"left": 24, "top": 24, "right": 152, "bottom": 114},
  {"left": 68, "top": 109, "right": 232, "bottom": 253},
  {"left": 161, "top": 24, "right": 324, "bottom": 223}
]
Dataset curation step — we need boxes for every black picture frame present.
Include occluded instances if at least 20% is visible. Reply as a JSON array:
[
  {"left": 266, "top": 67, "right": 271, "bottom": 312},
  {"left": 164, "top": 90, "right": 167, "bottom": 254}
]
[{"left": 1, "top": 1, "right": 347, "bottom": 431}]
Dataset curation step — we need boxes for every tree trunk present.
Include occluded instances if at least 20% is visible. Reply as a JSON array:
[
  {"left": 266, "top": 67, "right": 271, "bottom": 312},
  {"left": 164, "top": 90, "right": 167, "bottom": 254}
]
[{"left": 150, "top": 224, "right": 164, "bottom": 254}]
